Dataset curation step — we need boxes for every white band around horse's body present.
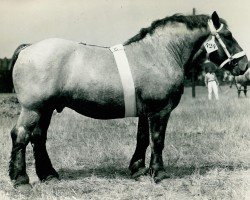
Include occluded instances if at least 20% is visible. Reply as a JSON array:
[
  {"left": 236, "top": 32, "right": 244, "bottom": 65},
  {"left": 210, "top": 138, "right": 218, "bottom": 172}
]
[
  {"left": 207, "top": 19, "right": 245, "bottom": 69},
  {"left": 110, "top": 44, "right": 136, "bottom": 117}
]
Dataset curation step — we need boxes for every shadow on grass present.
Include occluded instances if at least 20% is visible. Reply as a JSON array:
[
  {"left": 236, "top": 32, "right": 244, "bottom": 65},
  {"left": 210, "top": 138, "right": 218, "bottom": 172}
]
[
  {"left": 57, "top": 164, "right": 248, "bottom": 181},
  {"left": 166, "top": 164, "right": 248, "bottom": 178},
  {"left": 58, "top": 165, "right": 130, "bottom": 180}
]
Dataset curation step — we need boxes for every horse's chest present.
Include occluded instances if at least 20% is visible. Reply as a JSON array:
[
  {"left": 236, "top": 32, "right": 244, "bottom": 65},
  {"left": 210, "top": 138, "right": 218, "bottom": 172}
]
[
  {"left": 140, "top": 80, "right": 182, "bottom": 102},
  {"left": 139, "top": 68, "right": 183, "bottom": 98}
]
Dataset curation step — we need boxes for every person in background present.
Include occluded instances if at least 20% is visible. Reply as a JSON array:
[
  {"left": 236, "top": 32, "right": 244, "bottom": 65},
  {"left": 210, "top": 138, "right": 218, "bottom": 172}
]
[{"left": 204, "top": 61, "right": 220, "bottom": 100}]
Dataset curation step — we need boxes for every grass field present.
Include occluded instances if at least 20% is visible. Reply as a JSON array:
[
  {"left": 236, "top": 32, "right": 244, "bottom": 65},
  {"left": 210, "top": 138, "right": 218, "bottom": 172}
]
[{"left": 0, "top": 86, "right": 249, "bottom": 199}]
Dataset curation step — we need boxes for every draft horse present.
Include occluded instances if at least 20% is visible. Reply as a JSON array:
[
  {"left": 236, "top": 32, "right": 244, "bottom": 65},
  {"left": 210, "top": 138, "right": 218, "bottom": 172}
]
[
  {"left": 9, "top": 12, "right": 248, "bottom": 189},
  {"left": 224, "top": 61, "right": 250, "bottom": 97}
]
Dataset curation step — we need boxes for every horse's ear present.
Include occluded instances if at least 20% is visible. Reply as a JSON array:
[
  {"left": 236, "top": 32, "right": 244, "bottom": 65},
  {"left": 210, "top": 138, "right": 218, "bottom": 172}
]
[{"left": 211, "top": 11, "right": 221, "bottom": 29}]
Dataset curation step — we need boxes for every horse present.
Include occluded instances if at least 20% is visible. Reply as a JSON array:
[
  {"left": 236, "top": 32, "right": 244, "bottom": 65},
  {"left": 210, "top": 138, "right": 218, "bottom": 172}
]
[
  {"left": 230, "top": 67, "right": 250, "bottom": 97},
  {"left": 223, "top": 61, "right": 250, "bottom": 97},
  {"left": 9, "top": 11, "right": 248, "bottom": 190}
]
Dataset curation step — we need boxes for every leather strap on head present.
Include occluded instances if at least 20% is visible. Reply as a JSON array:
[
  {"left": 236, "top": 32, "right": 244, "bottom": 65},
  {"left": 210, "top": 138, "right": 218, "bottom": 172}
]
[
  {"left": 219, "top": 51, "right": 246, "bottom": 69},
  {"left": 207, "top": 19, "right": 245, "bottom": 69}
]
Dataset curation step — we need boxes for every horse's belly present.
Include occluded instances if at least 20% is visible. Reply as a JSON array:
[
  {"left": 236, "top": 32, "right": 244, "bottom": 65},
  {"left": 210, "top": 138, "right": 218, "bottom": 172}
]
[{"left": 66, "top": 96, "right": 125, "bottom": 119}]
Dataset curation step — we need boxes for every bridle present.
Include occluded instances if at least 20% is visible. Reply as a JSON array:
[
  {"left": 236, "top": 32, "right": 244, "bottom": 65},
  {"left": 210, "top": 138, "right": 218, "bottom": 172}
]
[{"left": 207, "top": 19, "right": 246, "bottom": 69}]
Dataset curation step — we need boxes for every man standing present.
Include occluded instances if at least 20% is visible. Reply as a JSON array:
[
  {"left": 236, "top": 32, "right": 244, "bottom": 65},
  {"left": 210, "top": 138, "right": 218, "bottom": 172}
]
[{"left": 204, "top": 61, "right": 220, "bottom": 100}]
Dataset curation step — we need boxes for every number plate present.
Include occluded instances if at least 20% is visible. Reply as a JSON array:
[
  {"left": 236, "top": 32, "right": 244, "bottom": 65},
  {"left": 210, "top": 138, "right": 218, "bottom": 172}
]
[{"left": 204, "top": 38, "right": 218, "bottom": 53}]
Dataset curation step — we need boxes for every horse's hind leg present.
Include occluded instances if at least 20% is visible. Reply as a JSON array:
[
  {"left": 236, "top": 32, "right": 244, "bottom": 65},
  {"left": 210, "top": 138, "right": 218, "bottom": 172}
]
[
  {"left": 129, "top": 115, "right": 149, "bottom": 178},
  {"left": 30, "top": 109, "right": 59, "bottom": 182},
  {"left": 9, "top": 108, "right": 40, "bottom": 188}
]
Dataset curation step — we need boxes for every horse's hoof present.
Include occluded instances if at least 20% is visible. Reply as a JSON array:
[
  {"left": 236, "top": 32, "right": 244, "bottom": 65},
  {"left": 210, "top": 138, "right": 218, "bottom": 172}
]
[
  {"left": 42, "top": 175, "right": 60, "bottom": 183},
  {"left": 15, "top": 184, "right": 32, "bottom": 194},
  {"left": 153, "top": 170, "right": 170, "bottom": 183},
  {"left": 131, "top": 167, "right": 149, "bottom": 179}
]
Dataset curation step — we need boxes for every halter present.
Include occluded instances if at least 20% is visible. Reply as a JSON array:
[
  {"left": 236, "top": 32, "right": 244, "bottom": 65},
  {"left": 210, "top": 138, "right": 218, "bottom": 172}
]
[{"left": 206, "top": 19, "right": 245, "bottom": 69}]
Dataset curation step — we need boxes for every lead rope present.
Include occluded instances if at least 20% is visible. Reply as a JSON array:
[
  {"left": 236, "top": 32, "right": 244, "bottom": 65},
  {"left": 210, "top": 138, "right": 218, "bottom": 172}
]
[{"left": 79, "top": 42, "right": 109, "bottom": 49}]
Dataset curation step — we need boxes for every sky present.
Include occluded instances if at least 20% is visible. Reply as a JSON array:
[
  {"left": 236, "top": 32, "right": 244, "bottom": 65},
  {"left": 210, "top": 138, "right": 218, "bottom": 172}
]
[{"left": 1, "top": 0, "right": 250, "bottom": 58}]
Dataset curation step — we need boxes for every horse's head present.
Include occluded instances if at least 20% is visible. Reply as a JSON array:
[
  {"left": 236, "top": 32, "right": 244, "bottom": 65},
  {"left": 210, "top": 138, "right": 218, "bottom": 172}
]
[{"left": 199, "top": 12, "right": 248, "bottom": 76}]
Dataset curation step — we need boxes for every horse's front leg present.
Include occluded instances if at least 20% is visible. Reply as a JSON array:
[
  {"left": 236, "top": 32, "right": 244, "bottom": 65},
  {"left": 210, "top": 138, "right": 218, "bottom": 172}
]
[
  {"left": 148, "top": 112, "right": 170, "bottom": 183},
  {"left": 129, "top": 115, "right": 149, "bottom": 178}
]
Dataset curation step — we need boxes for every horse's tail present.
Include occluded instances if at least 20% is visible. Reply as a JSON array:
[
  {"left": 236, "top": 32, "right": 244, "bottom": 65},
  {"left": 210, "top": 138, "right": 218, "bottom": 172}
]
[
  {"left": 8, "top": 44, "right": 31, "bottom": 92},
  {"left": 8, "top": 44, "right": 31, "bottom": 71}
]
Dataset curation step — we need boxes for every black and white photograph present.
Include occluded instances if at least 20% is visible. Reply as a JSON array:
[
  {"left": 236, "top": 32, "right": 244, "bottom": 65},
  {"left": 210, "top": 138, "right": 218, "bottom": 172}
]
[{"left": 0, "top": 0, "right": 250, "bottom": 199}]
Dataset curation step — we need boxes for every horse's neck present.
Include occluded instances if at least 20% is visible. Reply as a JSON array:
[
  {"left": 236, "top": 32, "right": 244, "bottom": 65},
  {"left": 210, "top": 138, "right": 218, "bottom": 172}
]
[
  {"left": 127, "top": 24, "right": 209, "bottom": 69},
  {"left": 159, "top": 25, "right": 208, "bottom": 66}
]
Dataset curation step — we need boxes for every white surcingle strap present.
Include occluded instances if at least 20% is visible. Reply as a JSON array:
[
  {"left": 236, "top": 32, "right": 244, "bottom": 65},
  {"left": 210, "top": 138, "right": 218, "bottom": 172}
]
[{"left": 110, "top": 44, "right": 136, "bottom": 117}]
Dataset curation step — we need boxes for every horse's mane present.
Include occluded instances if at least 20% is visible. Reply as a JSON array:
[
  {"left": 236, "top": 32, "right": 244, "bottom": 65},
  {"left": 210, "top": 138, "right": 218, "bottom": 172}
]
[{"left": 124, "top": 14, "right": 227, "bottom": 45}]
